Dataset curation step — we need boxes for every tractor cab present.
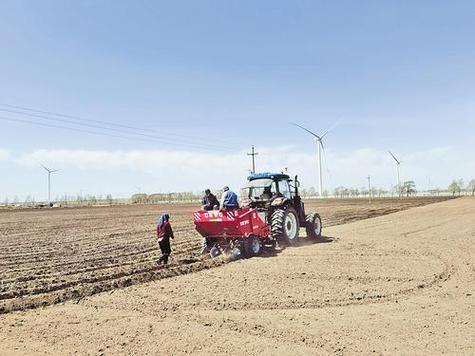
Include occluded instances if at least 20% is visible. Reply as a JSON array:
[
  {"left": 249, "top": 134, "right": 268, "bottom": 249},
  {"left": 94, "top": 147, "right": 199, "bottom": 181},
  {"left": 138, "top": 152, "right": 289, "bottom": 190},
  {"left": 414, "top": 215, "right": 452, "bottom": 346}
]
[
  {"left": 241, "top": 172, "right": 305, "bottom": 221},
  {"left": 242, "top": 173, "right": 287, "bottom": 205}
]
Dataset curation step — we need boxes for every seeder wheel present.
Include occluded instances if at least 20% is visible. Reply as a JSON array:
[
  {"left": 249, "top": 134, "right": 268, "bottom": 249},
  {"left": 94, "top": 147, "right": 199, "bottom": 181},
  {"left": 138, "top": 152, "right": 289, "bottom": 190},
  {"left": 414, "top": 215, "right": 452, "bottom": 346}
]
[
  {"left": 209, "top": 245, "right": 221, "bottom": 258},
  {"left": 244, "top": 235, "right": 261, "bottom": 257},
  {"left": 230, "top": 246, "right": 242, "bottom": 260}
]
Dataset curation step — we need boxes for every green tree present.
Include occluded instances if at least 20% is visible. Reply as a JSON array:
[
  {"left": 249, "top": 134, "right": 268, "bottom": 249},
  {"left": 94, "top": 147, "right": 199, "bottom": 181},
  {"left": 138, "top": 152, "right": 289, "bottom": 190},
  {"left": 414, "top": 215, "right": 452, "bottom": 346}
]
[
  {"left": 467, "top": 179, "right": 475, "bottom": 196},
  {"left": 458, "top": 179, "right": 465, "bottom": 195},
  {"left": 89, "top": 195, "right": 97, "bottom": 205},
  {"left": 130, "top": 193, "right": 148, "bottom": 204},
  {"left": 401, "top": 181, "right": 417, "bottom": 197},
  {"left": 360, "top": 186, "right": 369, "bottom": 197},
  {"left": 307, "top": 187, "right": 316, "bottom": 197},
  {"left": 350, "top": 188, "right": 359, "bottom": 197},
  {"left": 448, "top": 180, "right": 461, "bottom": 197},
  {"left": 334, "top": 186, "right": 345, "bottom": 198}
]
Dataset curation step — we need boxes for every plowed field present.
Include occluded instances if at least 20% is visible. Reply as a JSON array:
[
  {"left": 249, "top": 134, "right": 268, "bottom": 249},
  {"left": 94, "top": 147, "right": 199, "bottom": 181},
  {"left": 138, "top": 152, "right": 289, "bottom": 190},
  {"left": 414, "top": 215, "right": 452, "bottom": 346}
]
[
  {"left": 0, "top": 197, "right": 473, "bottom": 355},
  {"left": 0, "top": 197, "right": 449, "bottom": 314}
]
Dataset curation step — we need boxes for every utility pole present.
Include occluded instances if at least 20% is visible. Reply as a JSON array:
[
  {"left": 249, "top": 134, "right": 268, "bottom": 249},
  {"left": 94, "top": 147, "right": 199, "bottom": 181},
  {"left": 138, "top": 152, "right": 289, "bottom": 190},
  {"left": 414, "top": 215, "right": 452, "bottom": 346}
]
[
  {"left": 247, "top": 145, "right": 258, "bottom": 174},
  {"left": 367, "top": 175, "right": 372, "bottom": 204}
]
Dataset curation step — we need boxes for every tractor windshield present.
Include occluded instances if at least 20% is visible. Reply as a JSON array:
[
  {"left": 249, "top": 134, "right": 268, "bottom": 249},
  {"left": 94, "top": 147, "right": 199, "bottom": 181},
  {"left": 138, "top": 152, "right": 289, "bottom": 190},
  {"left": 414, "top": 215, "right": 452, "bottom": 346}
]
[{"left": 241, "top": 179, "right": 277, "bottom": 200}]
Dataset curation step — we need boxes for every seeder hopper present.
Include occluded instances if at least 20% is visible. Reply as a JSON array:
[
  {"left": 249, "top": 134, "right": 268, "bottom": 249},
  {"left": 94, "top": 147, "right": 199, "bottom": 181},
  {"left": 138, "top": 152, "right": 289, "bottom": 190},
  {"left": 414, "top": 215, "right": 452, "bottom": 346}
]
[{"left": 193, "top": 208, "right": 269, "bottom": 258}]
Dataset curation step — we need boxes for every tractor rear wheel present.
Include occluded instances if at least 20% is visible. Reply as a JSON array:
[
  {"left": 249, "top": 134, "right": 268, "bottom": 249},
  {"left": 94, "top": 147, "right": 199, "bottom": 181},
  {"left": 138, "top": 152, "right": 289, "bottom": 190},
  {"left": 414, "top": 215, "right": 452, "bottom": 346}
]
[
  {"left": 271, "top": 207, "right": 300, "bottom": 245},
  {"left": 305, "top": 213, "right": 322, "bottom": 239},
  {"left": 244, "top": 235, "right": 261, "bottom": 257}
]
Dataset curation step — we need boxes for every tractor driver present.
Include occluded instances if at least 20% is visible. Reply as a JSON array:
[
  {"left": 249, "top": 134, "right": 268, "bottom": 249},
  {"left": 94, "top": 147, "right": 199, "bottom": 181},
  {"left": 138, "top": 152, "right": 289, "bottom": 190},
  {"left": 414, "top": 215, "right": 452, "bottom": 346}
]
[
  {"left": 261, "top": 185, "right": 272, "bottom": 200},
  {"left": 220, "top": 186, "right": 239, "bottom": 210}
]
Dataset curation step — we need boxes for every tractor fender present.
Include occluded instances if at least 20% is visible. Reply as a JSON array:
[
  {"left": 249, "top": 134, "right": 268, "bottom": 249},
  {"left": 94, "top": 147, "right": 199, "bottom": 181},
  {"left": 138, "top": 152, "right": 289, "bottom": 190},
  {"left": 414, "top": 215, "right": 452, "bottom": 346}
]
[{"left": 270, "top": 196, "right": 288, "bottom": 207}]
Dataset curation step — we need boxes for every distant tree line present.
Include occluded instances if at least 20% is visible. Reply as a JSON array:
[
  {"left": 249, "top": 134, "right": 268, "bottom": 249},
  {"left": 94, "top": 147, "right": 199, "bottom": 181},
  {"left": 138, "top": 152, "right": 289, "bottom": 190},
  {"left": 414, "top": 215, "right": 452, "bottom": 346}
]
[
  {"left": 2, "top": 178, "right": 475, "bottom": 208},
  {"left": 130, "top": 192, "right": 201, "bottom": 204},
  {"left": 299, "top": 178, "right": 475, "bottom": 199},
  {"left": 447, "top": 179, "right": 475, "bottom": 197},
  {"left": 0, "top": 193, "right": 119, "bottom": 208}
]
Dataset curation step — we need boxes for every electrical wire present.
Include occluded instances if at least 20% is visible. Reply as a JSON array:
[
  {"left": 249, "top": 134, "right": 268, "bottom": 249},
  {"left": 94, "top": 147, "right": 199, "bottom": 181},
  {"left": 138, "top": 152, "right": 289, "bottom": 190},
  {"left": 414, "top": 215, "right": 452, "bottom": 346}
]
[
  {"left": 0, "top": 115, "right": 237, "bottom": 152},
  {"left": 0, "top": 107, "right": 237, "bottom": 151},
  {"left": 0, "top": 103, "right": 245, "bottom": 147},
  {"left": 0, "top": 103, "right": 150, "bottom": 132}
]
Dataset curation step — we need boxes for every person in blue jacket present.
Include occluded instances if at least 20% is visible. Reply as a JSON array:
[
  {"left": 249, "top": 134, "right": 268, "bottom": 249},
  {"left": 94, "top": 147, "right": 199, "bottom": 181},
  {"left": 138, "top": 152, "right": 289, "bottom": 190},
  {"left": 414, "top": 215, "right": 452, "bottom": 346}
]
[{"left": 220, "top": 186, "right": 239, "bottom": 210}]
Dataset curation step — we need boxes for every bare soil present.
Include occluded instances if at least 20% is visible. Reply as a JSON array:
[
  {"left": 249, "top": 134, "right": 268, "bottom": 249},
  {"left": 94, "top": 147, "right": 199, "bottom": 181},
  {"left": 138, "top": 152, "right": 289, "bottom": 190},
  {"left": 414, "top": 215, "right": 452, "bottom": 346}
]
[
  {"left": 0, "top": 197, "right": 449, "bottom": 314},
  {"left": 0, "top": 197, "right": 473, "bottom": 355}
]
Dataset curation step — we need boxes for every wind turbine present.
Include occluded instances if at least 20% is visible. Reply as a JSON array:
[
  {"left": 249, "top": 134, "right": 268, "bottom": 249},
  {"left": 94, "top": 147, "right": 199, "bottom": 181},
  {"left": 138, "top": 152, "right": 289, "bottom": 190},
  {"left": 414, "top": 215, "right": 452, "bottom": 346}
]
[
  {"left": 388, "top": 151, "right": 401, "bottom": 197},
  {"left": 40, "top": 164, "right": 59, "bottom": 205},
  {"left": 292, "top": 122, "right": 337, "bottom": 198}
]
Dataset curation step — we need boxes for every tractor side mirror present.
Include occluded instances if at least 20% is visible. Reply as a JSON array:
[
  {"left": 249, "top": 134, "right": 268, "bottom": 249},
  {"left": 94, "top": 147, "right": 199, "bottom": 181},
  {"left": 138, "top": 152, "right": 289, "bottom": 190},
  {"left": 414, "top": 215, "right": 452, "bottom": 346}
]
[{"left": 294, "top": 175, "right": 300, "bottom": 188}]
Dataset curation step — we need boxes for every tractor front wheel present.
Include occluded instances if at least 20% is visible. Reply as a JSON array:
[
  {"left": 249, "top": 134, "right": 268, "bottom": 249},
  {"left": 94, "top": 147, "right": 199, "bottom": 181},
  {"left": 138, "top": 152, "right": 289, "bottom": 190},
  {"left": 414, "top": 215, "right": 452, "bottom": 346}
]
[
  {"left": 271, "top": 207, "right": 300, "bottom": 245},
  {"left": 305, "top": 213, "right": 322, "bottom": 239}
]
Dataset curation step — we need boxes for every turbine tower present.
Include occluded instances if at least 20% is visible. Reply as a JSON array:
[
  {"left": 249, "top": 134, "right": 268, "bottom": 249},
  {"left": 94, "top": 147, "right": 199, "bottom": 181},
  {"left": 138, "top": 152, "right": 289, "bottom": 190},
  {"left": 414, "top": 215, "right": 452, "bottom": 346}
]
[
  {"left": 292, "top": 123, "right": 336, "bottom": 198},
  {"left": 388, "top": 151, "right": 401, "bottom": 196},
  {"left": 40, "top": 164, "right": 59, "bottom": 205}
]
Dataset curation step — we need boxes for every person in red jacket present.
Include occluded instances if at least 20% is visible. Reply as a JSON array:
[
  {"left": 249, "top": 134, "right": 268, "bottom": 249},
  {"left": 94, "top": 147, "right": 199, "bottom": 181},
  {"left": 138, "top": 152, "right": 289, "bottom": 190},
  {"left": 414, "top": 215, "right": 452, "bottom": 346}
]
[{"left": 156, "top": 213, "right": 174, "bottom": 265}]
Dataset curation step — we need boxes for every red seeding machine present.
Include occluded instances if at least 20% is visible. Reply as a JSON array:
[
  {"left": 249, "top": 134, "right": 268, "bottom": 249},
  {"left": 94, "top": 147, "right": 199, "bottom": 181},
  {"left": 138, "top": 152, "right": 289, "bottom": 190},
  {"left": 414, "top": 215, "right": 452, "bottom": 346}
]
[{"left": 193, "top": 172, "right": 322, "bottom": 258}]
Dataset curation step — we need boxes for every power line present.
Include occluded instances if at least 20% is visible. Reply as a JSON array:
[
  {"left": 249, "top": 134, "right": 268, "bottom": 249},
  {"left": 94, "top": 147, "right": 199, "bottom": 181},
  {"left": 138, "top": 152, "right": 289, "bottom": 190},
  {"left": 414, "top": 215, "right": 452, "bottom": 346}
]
[
  {"left": 0, "top": 103, "right": 150, "bottom": 133},
  {"left": 0, "top": 115, "right": 236, "bottom": 152},
  {"left": 0, "top": 107, "right": 237, "bottom": 151},
  {"left": 0, "top": 103, "right": 244, "bottom": 147},
  {"left": 0, "top": 115, "right": 163, "bottom": 143}
]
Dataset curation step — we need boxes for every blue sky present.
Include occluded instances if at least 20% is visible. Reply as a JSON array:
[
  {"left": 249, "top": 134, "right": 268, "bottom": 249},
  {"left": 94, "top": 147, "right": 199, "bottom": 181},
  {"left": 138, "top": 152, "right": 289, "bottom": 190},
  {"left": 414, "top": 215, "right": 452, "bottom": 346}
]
[{"left": 1, "top": 1, "right": 474, "bottom": 200}]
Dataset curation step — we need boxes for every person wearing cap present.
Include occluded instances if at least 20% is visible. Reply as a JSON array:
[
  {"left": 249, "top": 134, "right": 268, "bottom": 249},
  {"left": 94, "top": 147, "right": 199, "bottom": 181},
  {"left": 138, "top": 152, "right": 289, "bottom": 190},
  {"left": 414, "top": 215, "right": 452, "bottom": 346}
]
[
  {"left": 200, "top": 189, "right": 221, "bottom": 254},
  {"left": 156, "top": 213, "right": 174, "bottom": 265},
  {"left": 201, "top": 189, "right": 220, "bottom": 211},
  {"left": 220, "top": 186, "right": 239, "bottom": 210}
]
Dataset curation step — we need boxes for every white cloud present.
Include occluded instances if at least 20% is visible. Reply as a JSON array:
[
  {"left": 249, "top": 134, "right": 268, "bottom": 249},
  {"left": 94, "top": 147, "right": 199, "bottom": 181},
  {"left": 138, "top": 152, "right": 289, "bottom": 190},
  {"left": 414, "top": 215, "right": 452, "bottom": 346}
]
[
  {"left": 404, "top": 146, "right": 453, "bottom": 162},
  {"left": 12, "top": 144, "right": 471, "bottom": 194},
  {"left": 0, "top": 149, "right": 10, "bottom": 161},
  {"left": 16, "top": 149, "right": 251, "bottom": 192}
]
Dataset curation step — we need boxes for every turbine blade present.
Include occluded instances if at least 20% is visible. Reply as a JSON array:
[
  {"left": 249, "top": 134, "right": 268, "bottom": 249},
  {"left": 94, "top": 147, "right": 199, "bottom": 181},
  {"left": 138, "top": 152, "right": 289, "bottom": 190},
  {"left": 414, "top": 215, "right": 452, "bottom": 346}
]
[
  {"left": 291, "top": 123, "right": 321, "bottom": 139},
  {"left": 388, "top": 150, "right": 400, "bottom": 165},
  {"left": 39, "top": 163, "right": 49, "bottom": 172},
  {"left": 320, "top": 140, "right": 332, "bottom": 182},
  {"left": 319, "top": 139, "right": 326, "bottom": 154},
  {"left": 320, "top": 118, "right": 342, "bottom": 139},
  {"left": 320, "top": 141, "right": 327, "bottom": 162}
]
